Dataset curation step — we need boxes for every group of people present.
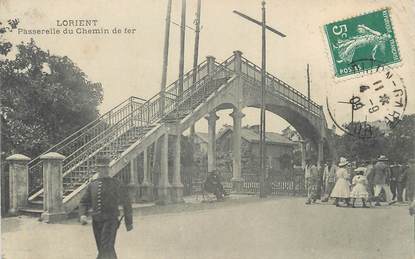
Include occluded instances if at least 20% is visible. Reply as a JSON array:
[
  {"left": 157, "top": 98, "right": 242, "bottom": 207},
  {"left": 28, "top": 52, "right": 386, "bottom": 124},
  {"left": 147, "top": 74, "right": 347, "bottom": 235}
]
[{"left": 304, "top": 155, "right": 415, "bottom": 208}]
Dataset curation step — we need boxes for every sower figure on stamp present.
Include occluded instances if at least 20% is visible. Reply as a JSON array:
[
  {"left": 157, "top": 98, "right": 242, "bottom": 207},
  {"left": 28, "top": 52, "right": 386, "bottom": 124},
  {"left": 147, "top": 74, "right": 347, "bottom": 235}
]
[{"left": 79, "top": 156, "right": 133, "bottom": 259}]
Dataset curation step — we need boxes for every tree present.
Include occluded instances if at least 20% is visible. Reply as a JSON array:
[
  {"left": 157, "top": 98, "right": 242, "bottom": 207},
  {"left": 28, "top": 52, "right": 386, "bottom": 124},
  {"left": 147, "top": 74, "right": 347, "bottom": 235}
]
[
  {"left": 386, "top": 114, "right": 415, "bottom": 162},
  {"left": 333, "top": 122, "right": 388, "bottom": 162},
  {"left": 1, "top": 36, "right": 103, "bottom": 158}
]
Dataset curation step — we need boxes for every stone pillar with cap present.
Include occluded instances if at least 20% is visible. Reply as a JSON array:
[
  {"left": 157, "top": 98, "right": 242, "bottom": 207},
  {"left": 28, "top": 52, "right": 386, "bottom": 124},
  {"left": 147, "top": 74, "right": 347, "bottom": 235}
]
[
  {"left": 40, "top": 152, "right": 66, "bottom": 223},
  {"left": 140, "top": 147, "right": 154, "bottom": 201},
  {"left": 230, "top": 109, "right": 245, "bottom": 193},
  {"left": 6, "top": 154, "right": 30, "bottom": 215},
  {"left": 157, "top": 134, "right": 171, "bottom": 205}
]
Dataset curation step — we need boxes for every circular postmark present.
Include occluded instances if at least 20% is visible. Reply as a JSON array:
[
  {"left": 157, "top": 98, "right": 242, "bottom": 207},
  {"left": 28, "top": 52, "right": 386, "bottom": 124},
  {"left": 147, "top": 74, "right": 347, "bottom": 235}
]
[{"left": 326, "top": 60, "right": 407, "bottom": 139}]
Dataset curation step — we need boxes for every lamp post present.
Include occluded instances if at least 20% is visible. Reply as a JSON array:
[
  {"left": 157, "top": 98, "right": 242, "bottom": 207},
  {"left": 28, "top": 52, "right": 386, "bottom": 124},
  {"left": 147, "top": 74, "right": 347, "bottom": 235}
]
[{"left": 233, "top": 1, "right": 286, "bottom": 198}]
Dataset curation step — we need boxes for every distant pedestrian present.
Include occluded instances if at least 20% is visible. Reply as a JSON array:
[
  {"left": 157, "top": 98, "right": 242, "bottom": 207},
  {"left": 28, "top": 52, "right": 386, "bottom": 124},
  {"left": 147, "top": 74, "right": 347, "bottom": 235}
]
[
  {"left": 390, "top": 162, "right": 401, "bottom": 201},
  {"left": 330, "top": 157, "right": 351, "bottom": 207},
  {"left": 79, "top": 156, "right": 133, "bottom": 259},
  {"left": 305, "top": 158, "right": 319, "bottom": 205},
  {"left": 364, "top": 160, "right": 375, "bottom": 204},
  {"left": 372, "top": 155, "right": 394, "bottom": 206},
  {"left": 322, "top": 159, "right": 336, "bottom": 202},
  {"left": 350, "top": 170, "right": 369, "bottom": 208},
  {"left": 405, "top": 159, "right": 415, "bottom": 202}
]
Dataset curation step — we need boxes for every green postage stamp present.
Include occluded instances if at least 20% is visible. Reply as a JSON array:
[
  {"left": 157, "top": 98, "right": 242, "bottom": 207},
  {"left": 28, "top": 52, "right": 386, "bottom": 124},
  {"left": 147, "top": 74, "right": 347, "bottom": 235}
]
[{"left": 324, "top": 8, "right": 401, "bottom": 78}]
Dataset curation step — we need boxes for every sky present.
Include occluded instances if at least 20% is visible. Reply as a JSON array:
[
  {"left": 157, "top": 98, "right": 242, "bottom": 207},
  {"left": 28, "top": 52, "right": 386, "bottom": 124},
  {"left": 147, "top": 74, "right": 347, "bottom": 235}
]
[{"left": 2, "top": 0, "right": 414, "bottom": 134}]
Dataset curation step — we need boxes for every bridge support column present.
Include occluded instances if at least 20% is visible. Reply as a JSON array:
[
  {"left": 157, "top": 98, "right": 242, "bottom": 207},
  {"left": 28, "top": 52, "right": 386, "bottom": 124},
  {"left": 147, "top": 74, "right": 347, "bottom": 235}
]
[
  {"left": 300, "top": 140, "right": 306, "bottom": 169},
  {"left": 40, "top": 152, "right": 66, "bottom": 223},
  {"left": 230, "top": 109, "right": 245, "bottom": 193},
  {"left": 140, "top": 147, "right": 154, "bottom": 202},
  {"left": 6, "top": 154, "right": 30, "bottom": 215},
  {"left": 205, "top": 111, "right": 219, "bottom": 173},
  {"left": 128, "top": 157, "right": 139, "bottom": 203},
  {"left": 171, "top": 134, "right": 184, "bottom": 203},
  {"left": 156, "top": 134, "right": 171, "bottom": 205},
  {"left": 317, "top": 140, "right": 324, "bottom": 170}
]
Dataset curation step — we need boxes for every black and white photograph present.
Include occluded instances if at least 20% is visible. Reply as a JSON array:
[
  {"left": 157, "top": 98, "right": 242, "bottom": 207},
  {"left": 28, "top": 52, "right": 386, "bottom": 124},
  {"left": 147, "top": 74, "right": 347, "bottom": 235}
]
[{"left": 1, "top": 0, "right": 415, "bottom": 258}]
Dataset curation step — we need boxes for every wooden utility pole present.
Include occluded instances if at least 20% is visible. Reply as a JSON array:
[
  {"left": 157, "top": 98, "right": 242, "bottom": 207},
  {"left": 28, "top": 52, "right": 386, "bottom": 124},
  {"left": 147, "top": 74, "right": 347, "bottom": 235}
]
[
  {"left": 307, "top": 64, "right": 310, "bottom": 110},
  {"left": 190, "top": 0, "right": 201, "bottom": 188},
  {"left": 259, "top": 1, "right": 267, "bottom": 198},
  {"left": 178, "top": 0, "right": 186, "bottom": 97},
  {"left": 160, "top": 0, "right": 172, "bottom": 115},
  {"left": 233, "top": 1, "right": 286, "bottom": 198}
]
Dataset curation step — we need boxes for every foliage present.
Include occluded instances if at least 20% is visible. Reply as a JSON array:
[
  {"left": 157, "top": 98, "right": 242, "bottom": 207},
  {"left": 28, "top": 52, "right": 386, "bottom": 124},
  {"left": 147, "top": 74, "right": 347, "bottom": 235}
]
[
  {"left": 386, "top": 114, "right": 415, "bottom": 162},
  {"left": 333, "top": 115, "right": 415, "bottom": 163},
  {"left": 1, "top": 36, "right": 103, "bottom": 158}
]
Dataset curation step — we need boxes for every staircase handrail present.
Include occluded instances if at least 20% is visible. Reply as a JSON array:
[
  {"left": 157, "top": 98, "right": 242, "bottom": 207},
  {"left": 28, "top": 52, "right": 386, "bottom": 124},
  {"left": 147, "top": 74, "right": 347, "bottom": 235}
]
[{"left": 28, "top": 96, "right": 145, "bottom": 168}]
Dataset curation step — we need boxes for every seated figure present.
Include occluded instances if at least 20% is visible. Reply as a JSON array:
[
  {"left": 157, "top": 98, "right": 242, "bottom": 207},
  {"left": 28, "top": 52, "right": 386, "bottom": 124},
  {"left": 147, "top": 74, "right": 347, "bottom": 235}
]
[{"left": 204, "top": 171, "right": 228, "bottom": 200}]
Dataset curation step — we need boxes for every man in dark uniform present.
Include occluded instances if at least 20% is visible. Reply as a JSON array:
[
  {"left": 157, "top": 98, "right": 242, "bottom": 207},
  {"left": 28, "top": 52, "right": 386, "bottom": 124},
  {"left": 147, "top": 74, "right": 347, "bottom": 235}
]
[{"left": 79, "top": 156, "right": 133, "bottom": 259}]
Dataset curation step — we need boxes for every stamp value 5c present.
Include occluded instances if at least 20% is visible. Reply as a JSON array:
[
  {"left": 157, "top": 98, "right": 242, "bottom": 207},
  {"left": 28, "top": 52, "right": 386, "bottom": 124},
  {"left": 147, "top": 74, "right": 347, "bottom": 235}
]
[{"left": 324, "top": 8, "right": 401, "bottom": 78}]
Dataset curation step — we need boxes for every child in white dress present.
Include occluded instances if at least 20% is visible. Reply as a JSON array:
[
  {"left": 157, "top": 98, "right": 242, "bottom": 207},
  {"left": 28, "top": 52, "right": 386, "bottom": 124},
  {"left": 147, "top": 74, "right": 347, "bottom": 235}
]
[{"left": 350, "top": 170, "right": 369, "bottom": 208}]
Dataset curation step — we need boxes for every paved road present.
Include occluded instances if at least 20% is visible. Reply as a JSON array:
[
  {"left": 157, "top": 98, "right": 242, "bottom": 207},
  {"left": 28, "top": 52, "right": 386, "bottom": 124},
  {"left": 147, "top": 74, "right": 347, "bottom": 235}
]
[{"left": 2, "top": 197, "right": 414, "bottom": 259}]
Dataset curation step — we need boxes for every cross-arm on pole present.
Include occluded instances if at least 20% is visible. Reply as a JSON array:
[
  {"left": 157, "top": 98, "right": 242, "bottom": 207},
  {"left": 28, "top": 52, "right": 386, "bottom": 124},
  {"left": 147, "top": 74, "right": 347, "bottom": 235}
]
[{"left": 233, "top": 10, "right": 286, "bottom": 37}]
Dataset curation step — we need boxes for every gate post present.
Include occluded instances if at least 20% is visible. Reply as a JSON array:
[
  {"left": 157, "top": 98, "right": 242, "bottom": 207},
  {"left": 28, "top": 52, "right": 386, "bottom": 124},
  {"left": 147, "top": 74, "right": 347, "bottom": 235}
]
[
  {"left": 6, "top": 154, "right": 30, "bottom": 215},
  {"left": 40, "top": 152, "right": 66, "bottom": 223}
]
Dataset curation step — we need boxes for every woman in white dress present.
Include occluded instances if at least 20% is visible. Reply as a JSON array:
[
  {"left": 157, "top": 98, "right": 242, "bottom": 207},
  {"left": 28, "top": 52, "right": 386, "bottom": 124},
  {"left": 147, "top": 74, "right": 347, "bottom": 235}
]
[{"left": 330, "top": 157, "right": 351, "bottom": 207}]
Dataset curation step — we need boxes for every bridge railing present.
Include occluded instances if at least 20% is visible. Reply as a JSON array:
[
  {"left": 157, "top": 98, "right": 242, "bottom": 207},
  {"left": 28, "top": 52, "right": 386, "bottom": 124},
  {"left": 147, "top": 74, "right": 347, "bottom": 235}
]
[{"left": 240, "top": 57, "right": 322, "bottom": 117}]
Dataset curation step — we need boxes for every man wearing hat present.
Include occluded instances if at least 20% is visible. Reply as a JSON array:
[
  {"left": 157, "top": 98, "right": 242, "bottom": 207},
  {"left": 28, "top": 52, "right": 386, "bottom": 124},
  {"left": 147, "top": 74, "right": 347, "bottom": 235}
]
[
  {"left": 322, "top": 158, "right": 337, "bottom": 202},
  {"left": 79, "top": 156, "right": 133, "bottom": 259},
  {"left": 372, "top": 155, "right": 394, "bottom": 206},
  {"left": 305, "top": 157, "right": 319, "bottom": 204}
]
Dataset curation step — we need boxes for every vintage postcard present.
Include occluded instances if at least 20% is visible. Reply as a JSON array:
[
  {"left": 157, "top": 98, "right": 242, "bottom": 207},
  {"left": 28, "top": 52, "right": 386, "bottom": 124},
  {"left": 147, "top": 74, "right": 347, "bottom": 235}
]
[{"left": 1, "top": 0, "right": 415, "bottom": 259}]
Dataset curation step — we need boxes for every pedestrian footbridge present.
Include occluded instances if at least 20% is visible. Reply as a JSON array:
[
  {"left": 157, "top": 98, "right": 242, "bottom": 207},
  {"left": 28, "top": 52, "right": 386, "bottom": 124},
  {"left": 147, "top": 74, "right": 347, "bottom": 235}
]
[{"left": 10, "top": 51, "right": 334, "bottom": 221}]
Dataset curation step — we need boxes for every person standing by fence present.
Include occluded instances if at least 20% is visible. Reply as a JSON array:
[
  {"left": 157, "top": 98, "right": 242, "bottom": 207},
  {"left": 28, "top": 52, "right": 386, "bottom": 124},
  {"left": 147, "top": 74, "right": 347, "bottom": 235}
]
[
  {"left": 305, "top": 158, "right": 319, "bottom": 205},
  {"left": 322, "top": 159, "right": 336, "bottom": 203}
]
